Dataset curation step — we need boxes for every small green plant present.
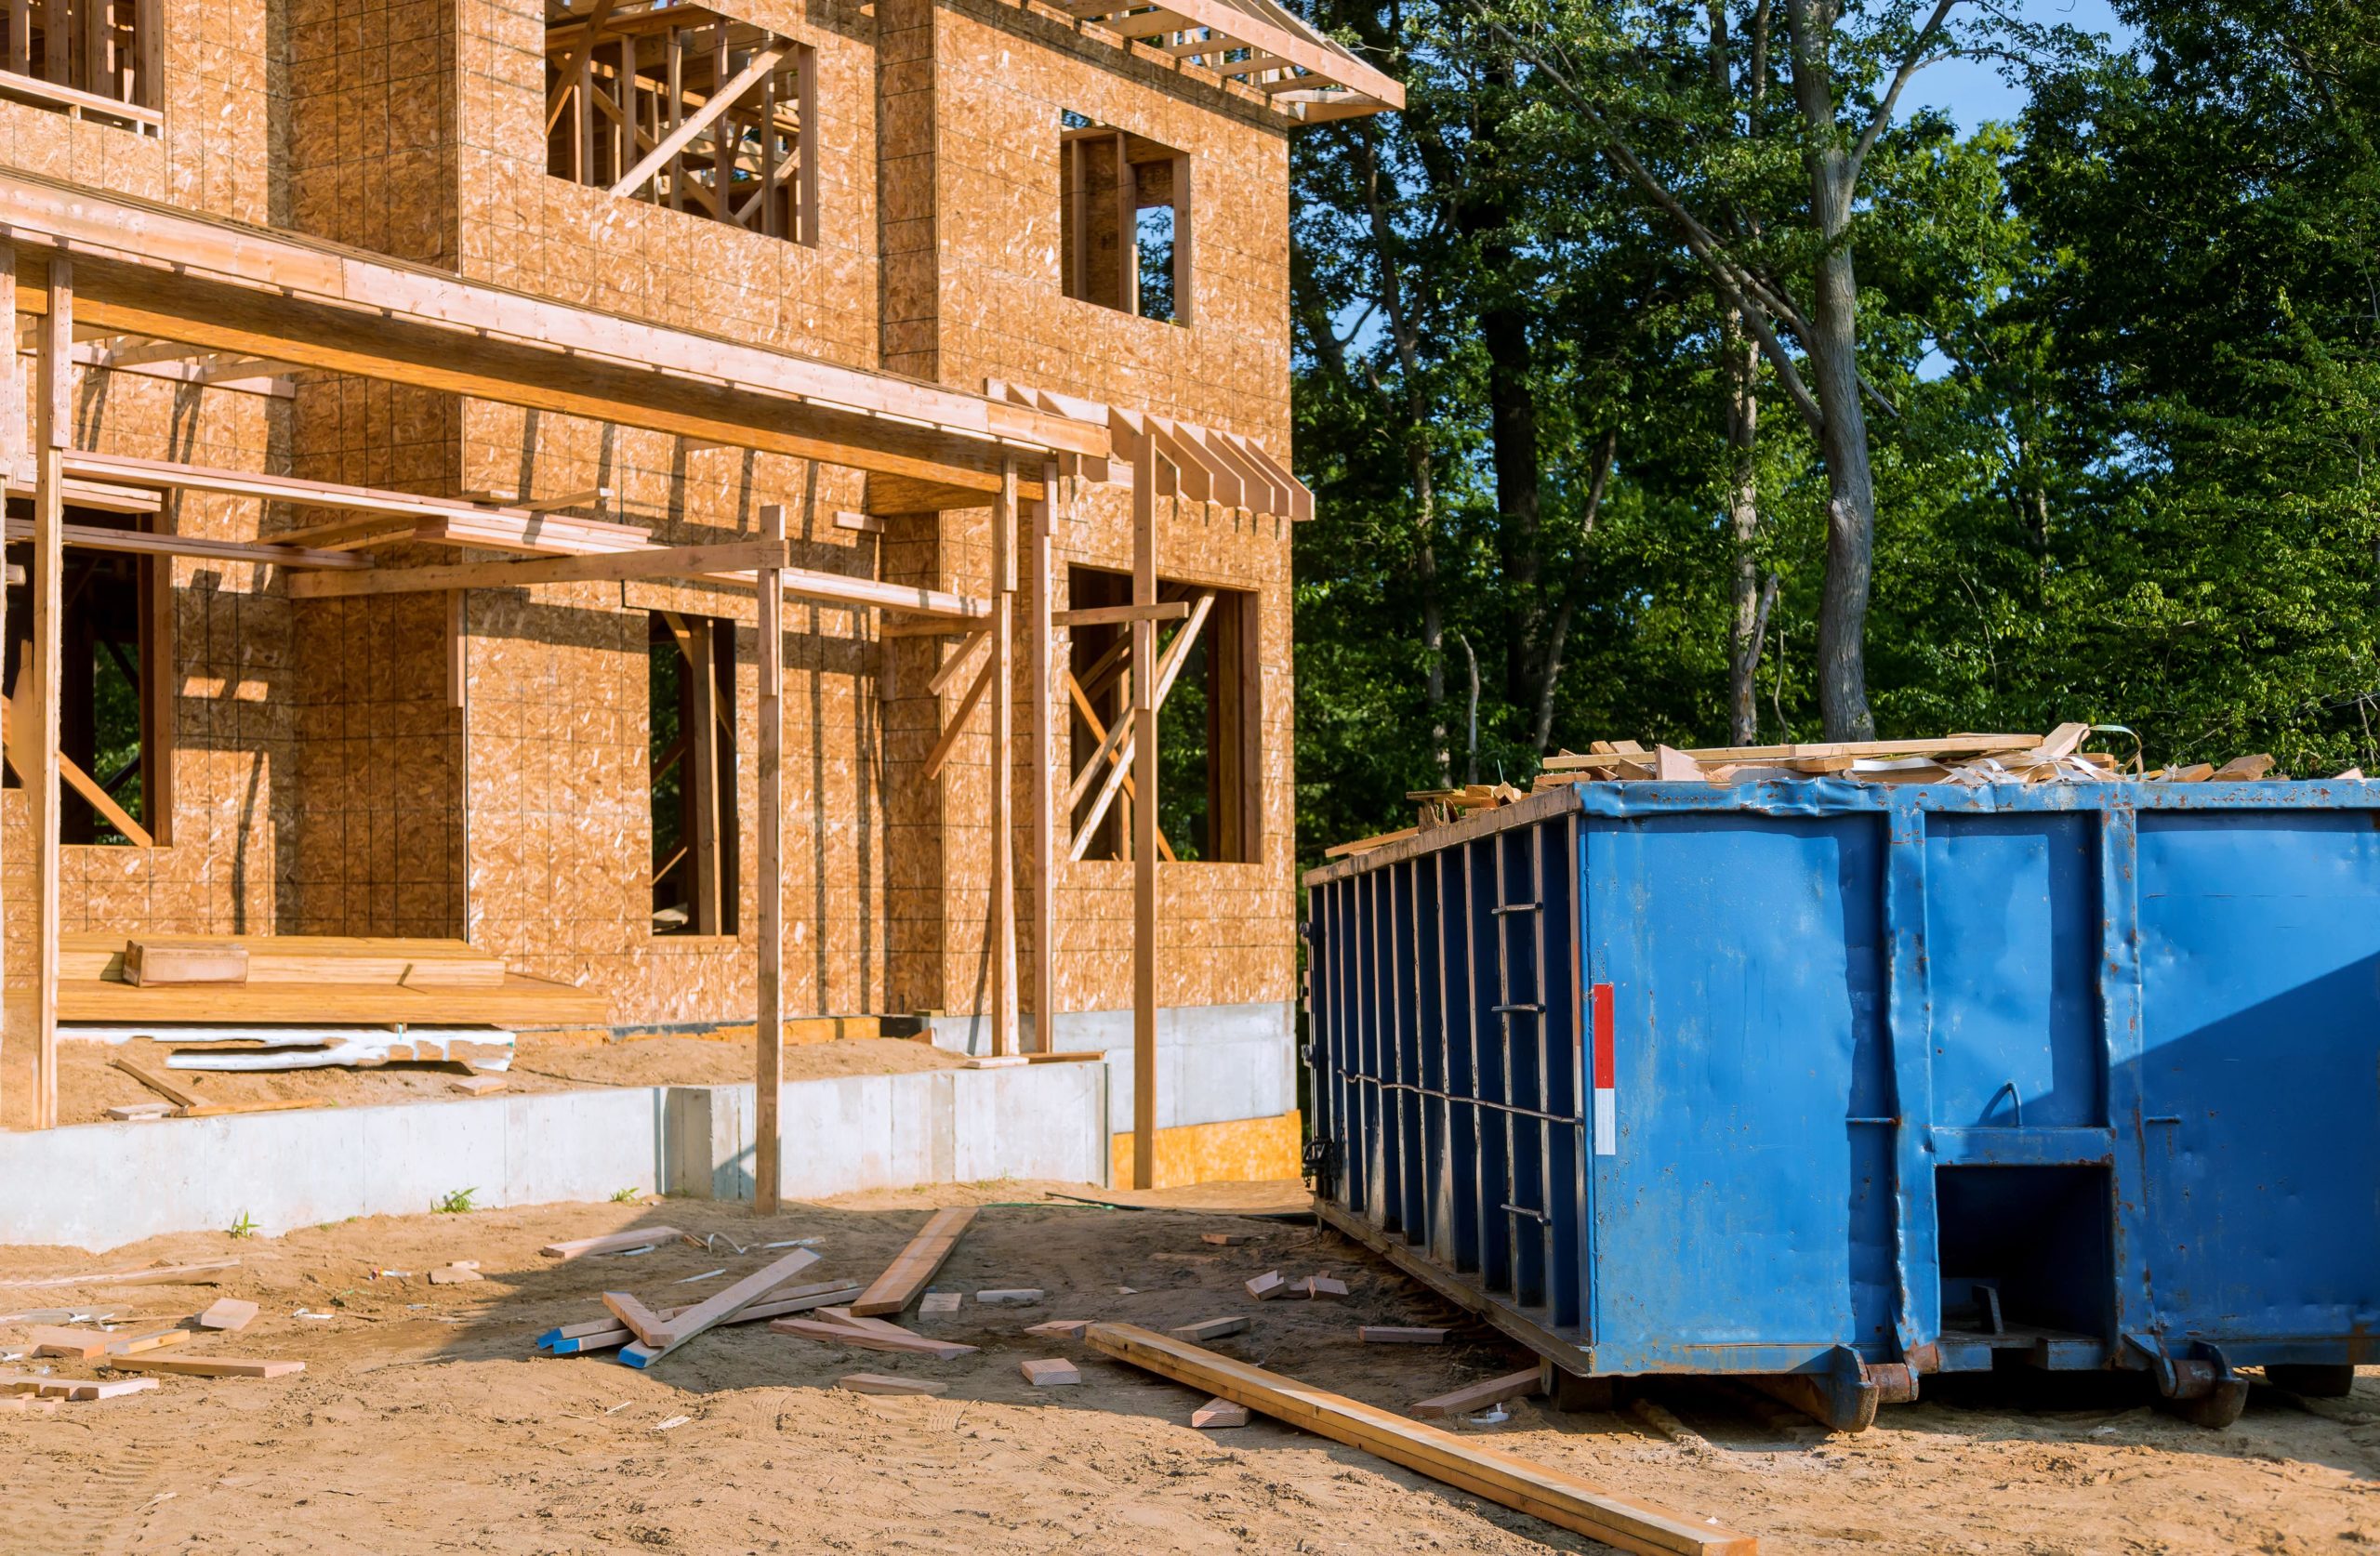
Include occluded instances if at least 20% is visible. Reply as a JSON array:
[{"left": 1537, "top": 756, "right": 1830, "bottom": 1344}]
[
  {"left": 228, "top": 1211, "right": 258, "bottom": 1239},
  {"left": 610, "top": 1187, "right": 643, "bottom": 1204},
  {"left": 432, "top": 1187, "right": 480, "bottom": 1215}
]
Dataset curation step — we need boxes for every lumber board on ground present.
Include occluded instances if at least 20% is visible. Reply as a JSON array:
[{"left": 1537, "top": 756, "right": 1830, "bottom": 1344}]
[
  {"left": 769, "top": 1318, "right": 976, "bottom": 1360},
  {"left": 619, "top": 1248, "right": 821, "bottom": 1365},
  {"left": 537, "top": 1282, "right": 859, "bottom": 1354},
  {"left": 838, "top": 1372, "right": 948, "bottom": 1396},
  {"left": 1085, "top": 1325, "right": 1755, "bottom": 1556},
  {"left": 196, "top": 1299, "right": 257, "bottom": 1331},
  {"left": 0, "top": 1259, "right": 237, "bottom": 1290},
  {"left": 109, "top": 1054, "right": 205, "bottom": 1108},
  {"left": 29, "top": 1325, "right": 109, "bottom": 1358},
  {"left": 1409, "top": 1367, "right": 1544, "bottom": 1418},
  {"left": 102, "top": 1353, "right": 304, "bottom": 1378},
  {"left": 849, "top": 1207, "right": 976, "bottom": 1316},
  {"left": 105, "top": 1328, "right": 193, "bottom": 1355},
  {"left": 540, "top": 1227, "right": 689, "bottom": 1260},
  {"left": 602, "top": 1292, "right": 668, "bottom": 1347}
]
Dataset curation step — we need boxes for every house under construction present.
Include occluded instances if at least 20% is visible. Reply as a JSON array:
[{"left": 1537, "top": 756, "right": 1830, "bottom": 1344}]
[{"left": 0, "top": 0, "right": 1398, "bottom": 1219}]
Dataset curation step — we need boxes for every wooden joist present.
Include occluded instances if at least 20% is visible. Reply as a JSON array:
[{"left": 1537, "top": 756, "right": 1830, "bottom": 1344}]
[
  {"left": 769, "top": 1318, "right": 976, "bottom": 1360},
  {"left": 849, "top": 1207, "right": 977, "bottom": 1317},
  {"left": 540, "top": 1227, "right": 689, "bottom": 1260},
  {"left": 284, "top": 539, "right": 787, "bottom": 600},
  {"left": 102, "top": 1353, "right": 304, "bottom": 1378},
  {"left": 1084, "top": 1325, "right": 1755, "bottom": 1556},
  {"left": 538, "top": 1281, "right": 859, "bottom": 1354},
  {"left": 1407, "top": 1367, "right": 1543, "bottom": 1418}
]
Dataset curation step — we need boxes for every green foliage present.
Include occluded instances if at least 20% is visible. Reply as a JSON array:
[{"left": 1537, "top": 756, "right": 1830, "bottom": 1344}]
[
  {"left": 228, "top": 1211, "right": 258, "bottom": 1239},
  {"left": 433, "top": 1188, "right": 480, "bottom": 1215},
  {"left": 1286, "top": 0, "right": 2380, "bottom": 859},
  {"left": 611, "top": 1187, "right": 643, "bottom": 1204}
]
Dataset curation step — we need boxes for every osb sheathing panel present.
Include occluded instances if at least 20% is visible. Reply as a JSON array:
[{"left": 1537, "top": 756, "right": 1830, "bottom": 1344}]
[
  {"left": 285, "top": 0, "right": 459, "bottom": 262},
  {"left": 925, "top": 0, "right": 1293, "bottom": 449},
  {"left": 456, "top": 0, "right": 881, "bottom": 368},
  {"left": 2, "top": 367, "right": 296, "bottom": 992},
  {"left": 0, "top": 0, "right": 272, "bottom": 218},
  {"left": 459, "top": 560, "right": 891, "bottom": 1025}
]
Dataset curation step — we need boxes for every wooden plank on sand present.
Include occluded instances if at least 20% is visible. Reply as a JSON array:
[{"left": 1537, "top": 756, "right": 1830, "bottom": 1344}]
[
  {"left": 196, "top": 1298, "right": 258, "bottom": 1331},
  {"left": 539, "top": 1227, "right": 688, "bottom": 1260},
  {"left": 619, "top": 1247, "right": 821, "bottom": 1366},
  {"left": 770, "top": 1318, "right": 976, "bottom": 1360},
  {"left": 0, "top": 1259, "right": 238, "bottom": 1290},
  {"left": 1410, "top": 1367, "right": 1544, "bottom": 1418},
  {"left": 849, "top": 1207, "right": 976, "bottom": 1317},
  {"left": 1084, "top": 1325, "right": 1754, "bottom": 1556},
  {"left": 103, "top": 1353, "right": 303, "bottom": 1378}
]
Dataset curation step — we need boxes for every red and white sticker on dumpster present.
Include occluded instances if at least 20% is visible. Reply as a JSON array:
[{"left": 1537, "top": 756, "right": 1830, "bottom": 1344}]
[{"left": 1591, "top": 982, "right": 1616, "bottom": 1155}]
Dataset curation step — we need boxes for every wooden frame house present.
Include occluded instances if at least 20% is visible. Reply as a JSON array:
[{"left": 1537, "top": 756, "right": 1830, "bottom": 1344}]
[{"left": 0, "top": 0, "right": 1398, "bottom": 1195}]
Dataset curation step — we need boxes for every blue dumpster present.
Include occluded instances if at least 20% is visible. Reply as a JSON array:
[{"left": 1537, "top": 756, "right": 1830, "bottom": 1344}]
[{"left": 1302, "top": 778, "right": 2380, "bottom": 1429}]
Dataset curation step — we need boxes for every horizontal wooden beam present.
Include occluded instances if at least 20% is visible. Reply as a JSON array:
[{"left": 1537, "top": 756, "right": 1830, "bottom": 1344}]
[
  {"left": 1052, "top": 601, "right": 1190, "bottom": 627},
  {"left": 286, "top": 540, "right": 787, "bottom": 599},
  {"left": 62, "top": 450, "right": 544, "bottom": 528},
  {"left": 0, "top": 173, "right": 1106, "bottom": 491},
  {"left": 2, "top": 517, "right": 370, "bottom": 570}
]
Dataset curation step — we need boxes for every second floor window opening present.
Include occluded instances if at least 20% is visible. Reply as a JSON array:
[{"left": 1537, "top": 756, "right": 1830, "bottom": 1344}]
[
  {"left": 547, "top": 1, "right": 817, "bottom": 245},
  {"left": 1060, "top": 112, "right": 1190, "bottom": 325},
  {"left": 1, "top": 0, "right": 162, "bottom": 133}
]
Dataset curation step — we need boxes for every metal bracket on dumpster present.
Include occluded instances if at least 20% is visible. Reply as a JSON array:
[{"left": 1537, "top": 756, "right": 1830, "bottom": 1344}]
[
  {"left": 1302, "top": 1135, "right": 1340, "bottom": 1195},
  {"left": 1750, "top": 1344, "right": 1891, "bottom": 1432}
]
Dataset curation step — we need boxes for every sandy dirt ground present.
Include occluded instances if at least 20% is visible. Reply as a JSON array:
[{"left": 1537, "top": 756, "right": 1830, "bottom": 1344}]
[
  {"left": 2, "top": 1182, "right": 2373, "bottom": 1555},
  {"left": 46, "top": 1033, "right": 964, "bottom": 1126}
]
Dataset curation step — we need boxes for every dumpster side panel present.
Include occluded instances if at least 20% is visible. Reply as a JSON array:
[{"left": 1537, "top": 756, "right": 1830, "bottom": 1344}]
[
  {"left": 2135, "top": 811, "right": 2380, "bottom": 1354},
  {"left": 1586, "top": 813, "right": 1897, "bottom": 1369}
]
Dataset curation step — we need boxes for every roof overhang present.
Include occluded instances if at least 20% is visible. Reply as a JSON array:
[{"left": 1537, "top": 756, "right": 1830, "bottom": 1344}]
[
  {"left": 1061, "top": 0, "right": 1402, "bottom": 120},
  {"left": 0, "top": 171, "right": 1109, "bottom": 503}
]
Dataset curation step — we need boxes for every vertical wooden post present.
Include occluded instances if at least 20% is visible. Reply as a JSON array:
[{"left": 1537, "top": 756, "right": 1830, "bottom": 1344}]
[
  {"left": 795, "top": 44, "right": 819, "bottom": 246},
  {"left": 444, "top": 590, "right": 466, "bottom": 709},
  {"left": 31, "top": 257, "right": 68, "bottom": 1131},
  {"left": 988, "top": 459, "right": 1019, "bottom": 1056},
  {"left": 0, "top": 245, "right": 14, "bottom": 1115},
  {"left": 755, "top": 501, "right": 785, "bottom": 1212},
  {"left": 1171, "top": 153, "right": 1193, "bottom": 327},
  {"left": 1028, "top": 457, "right": 1057, "bottom": 1054},
  {"left": 1130, "top": 433, "right": 1158, "bottom": 1187},
  {"left": 1117, "top": 130, "right": 1139, "bottom": 317}
]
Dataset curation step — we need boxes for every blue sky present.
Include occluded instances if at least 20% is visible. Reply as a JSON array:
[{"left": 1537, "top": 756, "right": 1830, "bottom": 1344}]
[{"left": 1909, "top": 0, "right": 2138, "bottom": 134}]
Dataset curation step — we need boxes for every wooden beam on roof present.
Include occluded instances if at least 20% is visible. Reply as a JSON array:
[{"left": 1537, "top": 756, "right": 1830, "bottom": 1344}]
[
  {"left": 0, "top": 174, "right": 1106, "bottom": 495},
  {"left": 284, "top": 539, "right": 786, "bottom": 600},
  {"left": 2, "top": 518, "right": 370, "bottom": 571}
]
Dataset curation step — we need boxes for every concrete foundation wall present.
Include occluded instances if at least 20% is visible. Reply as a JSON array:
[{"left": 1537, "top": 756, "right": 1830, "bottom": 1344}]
[
  {"left": 2, "top": 1062, "right": 1106, "bottom": 1251},
  {"left": 928, "top": 998, "right": 1292, "bottom": 1132}
]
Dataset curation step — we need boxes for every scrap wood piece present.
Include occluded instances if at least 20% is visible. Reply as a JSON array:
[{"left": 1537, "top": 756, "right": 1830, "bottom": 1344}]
[
  {"left": 1086, "top": 1325, "right": 1752, "bottom": 1556},
  {"left": 1544, "top": 734, "right": 2035, "bottom": 772},
  {"left": 103, "top": 1353, "right": 304, "bottom": 1378},
  {"left": 601, "top": 1291, "right": 669, "bottom": 1348},
  {"left": 1025, "top": 1319, "right": 1091, "bottom": 1339},
  {"left": 450, "top": 1075, "right": 509, "bottom": 1096},
  {"left": 770, "top": 1318, "right": 976, "bottom": 1360},
  {"left": 1410, "top": 1367, "right": 1545, "bottom": 1419},
  {"left": 2211, "top": 753, "right": 2276, "bottom": 781},
  {"left": 1245, "top": 1272, "right": 1289, "bottom": 1300},
  {"left": 850, "top": 1207, "right": 977, "bottom": 1317},
  {"left": 108, "top": 1054, "right": 207, "bottom": 1109},
  {"left": 124, "top": 941, "right": 249, "bottom": 986},
  {"left": 1301, "top": 1275, "right": 1349, "bottom": 1300},
  {"left": 1322, "top": 825, "right": 1421, "bottom": 861},
  {"left": 0, "top": 1259, "right": 239, "bottom": 1291},
  {"left": 195, "top": 1298, "right": 258, "bottom": 1332},
  {"left": 839, "top": 1372, "right": 949, "bottom": 1396},
  {"left": 428, "top": 1265, "right": 485, "bottom": 1285},
  {"left": 538, "top": 1281, "right": 859, "bottom": 1355},
  {"left": 1193, "top": 1397, "right": 1250, "bottom": 1429},
  {"left": 1200, "top": 1233, "right": 1255, "bottom": 1246},
  {"left": 0, "top": 1373, "right": 159, "bottom": 1401},
  {"left": 813, "top": 1306, "right": 923, "bottom": 1339},
  {"left": 106, "top": 1101, "right": 177, "bottom": 1121},
  {"left": 175, "top": 1098, "right": 332, "bottom": 1119},
  {"left": 619, "top": 1247, "right": 823, "bottom": 1366},
  {"left": 0, "top": 1396, "right": 57, "bottom": 1415},
  {"left": 104, "top": 1328, "right": 193, "bottom": 1356},
  {"left": 1020, "top": 1357, "right": 1081, "bottom": 1387},
  {"left": 1170, "top": 1316, "right": 1249, "bottom": 1343},
  {"left": 539, "top": 1227, "right": 690, "bottom": 1260},
  {"left": 28, "top": 1326, "right": 110, "bottom": 1359},
  {"left": 1360, "top": 1326, "right": 1448, "bottom": 1345},
  {"left": 976, "top": 1288, "right": 1042, "bottom": 1306}
]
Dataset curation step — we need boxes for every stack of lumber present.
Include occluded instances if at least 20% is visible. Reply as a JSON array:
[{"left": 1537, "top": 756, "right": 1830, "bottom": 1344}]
[{"left": 58, "top": 934, "right": 608, "bottom": 1026}]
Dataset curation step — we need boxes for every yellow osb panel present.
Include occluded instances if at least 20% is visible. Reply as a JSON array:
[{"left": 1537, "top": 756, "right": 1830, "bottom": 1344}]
[{"left": 1111, "top": 1109, "right": 1302, "bottom": 1191}]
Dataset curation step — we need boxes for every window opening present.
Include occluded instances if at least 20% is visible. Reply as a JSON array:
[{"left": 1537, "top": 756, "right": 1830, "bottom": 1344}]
[
  {"left": 650, "top": 610, "right": 739, "bottom": 934},
  {"left": 3, "top": 506, "right": 171, "bottom": 846},
  {"left": 1059, "top": 113, "right": 1189, "bottom": 324},
  {"left": 547, "top": 1, "right": 817, "bottom": 244},
  {"left": 0, "top": 0, "right": 162, "bottom": 134}
]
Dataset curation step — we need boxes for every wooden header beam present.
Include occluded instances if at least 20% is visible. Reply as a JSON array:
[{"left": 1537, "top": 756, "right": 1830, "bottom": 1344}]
[{"left": 0, "top": 171, "right": 1110, "bottom": 502}]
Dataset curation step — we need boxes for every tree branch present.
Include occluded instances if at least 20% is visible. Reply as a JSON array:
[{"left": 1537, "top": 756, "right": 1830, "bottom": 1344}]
[
  {"left": 1849, "top": 0, "right": 1961, "bottom": 178},
  {"left": 1473, "top": 9, "right": 1830, "bottom": 437}
]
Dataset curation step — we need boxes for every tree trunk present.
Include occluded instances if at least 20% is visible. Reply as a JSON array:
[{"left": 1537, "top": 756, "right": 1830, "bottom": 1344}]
[
  {"left": 1786, "top": 0, "right": 1878, "bottom": 740},
  {"left": 1722, "top": 315, "right": 1765, "bottom": 743}
]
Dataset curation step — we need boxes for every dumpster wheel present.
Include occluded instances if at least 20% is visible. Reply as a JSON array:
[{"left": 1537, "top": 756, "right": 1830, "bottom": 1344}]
[{"left": 1747, "top": 1347, "right": 1910, "bottom": 1433}]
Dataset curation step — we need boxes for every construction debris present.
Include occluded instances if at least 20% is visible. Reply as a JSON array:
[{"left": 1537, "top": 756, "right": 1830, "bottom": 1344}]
[
  {"left": 0, "top": 1260, "right": 239, "bottom": 1291},
  {"left": 1020, "top": 1357, "right": 1081, "bottom": 1387},
  {"left": 1025, "top": 1319, "right": 1091, "bottom": 1339},
  {"left": 539, "top": 1228, "right": 690, "bottom": 1261},
  {"left": 102, "top": 1354, "right": 304, "bottom": 1379},
  {"left": 1409, "top": 1367, "right": 1544, "bottom": 1419},
  {"left": 851, "top": 1208, "right": 977, "bottom": 1317},
  {"left": 1199, "top": 1233, "right": 1254, "bottom": 1247},
  {"left": 1170, "top": 1316, "right": 1250, "bottom": 1343},
  {"left": 1192, "top": 1397, "right": 1250, "bottom": 1429},
  {"left": 838, "top": 1373, "right": 948, "bottom": 1397},
  {"left": 195, "top": 1299, "right": 258, "bottom": 1332},
  {"left": 1358, "top": 1325, "right": 1447, "bottom": 1345},
  {"left": 1299, "top": 1275, "right": 1349, "bottom": 1300},
  {"left": 771, "top": 1318, "right": 976, "bottom": 1361},
  {"left": 918, "top": 1291, "right": 961, "bottom": 1314},
  {"left": 427, "top": 1264, "right": 484, "bottom": 1285},
  {"left": 1244, "top": 1272, "right": 1289, "bottom": 1300},
  {"left": 615, "top": 1248, "right": 822, "bottom": 1367},
  {"left": 976, "top": 1288, "right": 1042, "bottom": 1306},
  {"left": 1086, "top": 1324, "right": 1753, "bottom": 1555},
  {"left": 536, "top": 1280, "right": 858, "bottom": 1355}
]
